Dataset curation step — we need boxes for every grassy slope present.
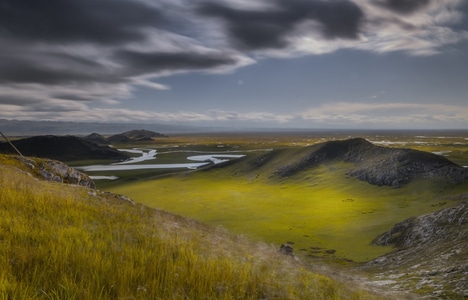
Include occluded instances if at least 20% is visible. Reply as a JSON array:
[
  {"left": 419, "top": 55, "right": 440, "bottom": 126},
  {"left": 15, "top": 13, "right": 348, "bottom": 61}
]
[
  {"left": 107, "top": 149, "right": 468, "bottom": 263},
  {"left": 0, "top": 154, "right": 386, "bottom": 299}
]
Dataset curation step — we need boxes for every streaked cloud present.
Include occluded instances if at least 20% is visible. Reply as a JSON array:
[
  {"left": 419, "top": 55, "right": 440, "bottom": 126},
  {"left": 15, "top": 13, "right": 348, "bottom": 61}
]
[
  {"left": 375, "top": 0, "right": 431, "bottom": 15},
  {"left": 0, "top": 0, "right": 164, "bottom": 44},
  {"left": 2, "top": 99, "right": 467, "bottom": 129},
  {"left": 299, "top": 102, "right": 468, "bottom": 127}
]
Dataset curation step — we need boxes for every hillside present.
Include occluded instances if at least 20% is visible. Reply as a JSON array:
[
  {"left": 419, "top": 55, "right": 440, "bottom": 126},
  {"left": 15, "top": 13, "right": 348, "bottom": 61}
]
[
  {"left": 0, "top": 135, "right": 128, "bottom": 162},
  {"left": 0, "top": 154, "right": 387, "bottom": 299},
  {"left": 220, "top": 138, "right": 468, "bottom": 188},
  {"left": 362, "top": 200, "right": 468, "bottom": 298}
]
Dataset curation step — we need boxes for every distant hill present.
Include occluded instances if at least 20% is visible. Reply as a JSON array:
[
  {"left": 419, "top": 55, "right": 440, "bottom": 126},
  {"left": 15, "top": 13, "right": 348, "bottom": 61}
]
[
  {"left": 107, "top": 129, "right": 168, "bottom": 143},
  {"left": 218, "top": 138, "right": 468, "bottom": 188},
  {"left": 0, "top": 135, "right": 128, "bottom": 161},
  {"left": 85, "top": 129, "right": 168, "bottom": 144},
  {"left": 84, "top": 132, "right": 108, "bottom": 144}
]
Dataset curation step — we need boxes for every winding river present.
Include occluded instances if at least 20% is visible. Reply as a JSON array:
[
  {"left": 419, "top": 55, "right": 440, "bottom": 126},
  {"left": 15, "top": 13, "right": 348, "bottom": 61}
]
[{"left": 78, "top": 148, "right": 245, "bottom": 179}]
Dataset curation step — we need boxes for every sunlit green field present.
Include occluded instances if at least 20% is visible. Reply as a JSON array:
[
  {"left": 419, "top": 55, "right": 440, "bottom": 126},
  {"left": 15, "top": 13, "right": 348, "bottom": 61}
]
[
  {"left": 95, "top": 131, "right": 468, "bottom": 263},
  {"left": 108, "top": 164, "right": 465, "bottom": 263}
]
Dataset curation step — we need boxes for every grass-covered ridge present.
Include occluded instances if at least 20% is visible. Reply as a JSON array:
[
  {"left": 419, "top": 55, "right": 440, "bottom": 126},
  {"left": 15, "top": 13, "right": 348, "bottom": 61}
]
[{"left": 0, "top": 154, "right": 385, "bottom": 299}]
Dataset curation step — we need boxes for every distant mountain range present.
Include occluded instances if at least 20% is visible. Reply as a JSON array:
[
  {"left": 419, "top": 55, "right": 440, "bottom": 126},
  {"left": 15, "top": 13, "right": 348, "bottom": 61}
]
[
  {"left": 0, "top": 119, "right": 200, "bottom": 136},
  {"left": 3, "top": 118, "right": 468, "bottom": 137}
]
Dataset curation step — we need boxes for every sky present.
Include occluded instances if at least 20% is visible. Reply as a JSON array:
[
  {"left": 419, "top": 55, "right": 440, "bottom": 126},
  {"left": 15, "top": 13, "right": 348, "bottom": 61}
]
[{"left": 0, "top": 0, "right": 468, "bottom": 130}]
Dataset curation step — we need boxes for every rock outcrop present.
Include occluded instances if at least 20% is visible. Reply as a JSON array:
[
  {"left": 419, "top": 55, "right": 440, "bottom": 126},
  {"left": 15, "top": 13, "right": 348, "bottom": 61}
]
[
  {"left": 372, "top": 201, "right": 468, "bottom": 248},
  {"left": 362, "top": 201, "right": 468, "bottom": 298},
  {"left": 18, "top": 156, "right": 96, "bottom": 188},
  {"left": 346, "top": 142, "right": 468, "bottom": 187}
]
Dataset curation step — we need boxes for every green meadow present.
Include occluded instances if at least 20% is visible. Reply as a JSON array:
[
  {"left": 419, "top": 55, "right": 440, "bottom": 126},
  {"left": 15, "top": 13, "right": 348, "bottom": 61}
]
[
  {"left": 103, "top": 132, "right": 468, "bottom": 263},
  {"left": 108, "top": 163, "right": 463, "bottom": 263}
]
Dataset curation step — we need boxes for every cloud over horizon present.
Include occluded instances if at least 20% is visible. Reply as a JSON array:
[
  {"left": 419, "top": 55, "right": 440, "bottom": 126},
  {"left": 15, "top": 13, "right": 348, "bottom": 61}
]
[{"left": 0, "top": 0, "right": 467, "bottom": 129}]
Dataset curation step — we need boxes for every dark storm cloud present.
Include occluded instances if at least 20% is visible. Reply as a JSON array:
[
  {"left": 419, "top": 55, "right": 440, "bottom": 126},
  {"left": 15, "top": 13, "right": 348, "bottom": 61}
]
[
  {"left": 198, "top": 0, "right": 364, "bottom": 50},
  {"left": 376, "top": 0, "right": 431, "bottom": 14},
  {"left": 51, "top": 94, "right": 100, "bottom": 102},
  {"left": 0, "top": 48, "right": 120, "bottom": 85},
  {"left": 282, "top": 0, "right": 364, "bottom": 39},
  {"left": 0, "top": 48, "right": 241, "bottom": 87},
  {"left": 0, "top": 62, "right": 92, "bottom": 85},
  {"left": 0, "top": 0, "right": 163, "bottom": 44},
  {"left": 0, "top": 95, "right": 39, "bottom": 106},
  {"left": 197, "top": 3, "right": 292, "bottom": 49},
  {"left": 114, "top": 50, "right": 240, "bottom": 74},
  {"left": 0, "top": 0, "right": 243, "bottom": 90}
]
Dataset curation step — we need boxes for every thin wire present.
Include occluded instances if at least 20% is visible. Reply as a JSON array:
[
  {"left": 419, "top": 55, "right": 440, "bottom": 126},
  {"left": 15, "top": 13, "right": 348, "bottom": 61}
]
[{"left": 0, "top": 130, "right": 24, "bottom": 157}]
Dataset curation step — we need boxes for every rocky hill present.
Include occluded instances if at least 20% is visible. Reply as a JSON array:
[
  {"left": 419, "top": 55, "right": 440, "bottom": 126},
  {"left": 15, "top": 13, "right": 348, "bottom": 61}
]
[
  {"left": 362, "top": 199, "right": 468, "bottom": 298},
  {"left": 236, "top": 138, "right": 468, "bottom": 188},
  {"left": 0, "top": 135, "right": 128, "bottom": 162}
]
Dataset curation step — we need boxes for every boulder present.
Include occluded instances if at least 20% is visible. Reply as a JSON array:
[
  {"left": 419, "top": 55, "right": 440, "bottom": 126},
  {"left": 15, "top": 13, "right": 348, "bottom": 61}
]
[
  {"left": 19, "top": 157, "right": 95, "bottom": 188},
  {"left": 279, "top": 244, "right": 294, "bottom": 256}
]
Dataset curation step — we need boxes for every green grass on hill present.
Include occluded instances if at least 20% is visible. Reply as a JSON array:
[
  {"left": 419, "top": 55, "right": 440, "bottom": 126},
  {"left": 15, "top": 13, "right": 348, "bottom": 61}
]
[
  {"left": 0, "top": 155, "right": 385, "bottom": 299},
  {"left": 108, "top": 158, "right": 467, "bottom": 263}
]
